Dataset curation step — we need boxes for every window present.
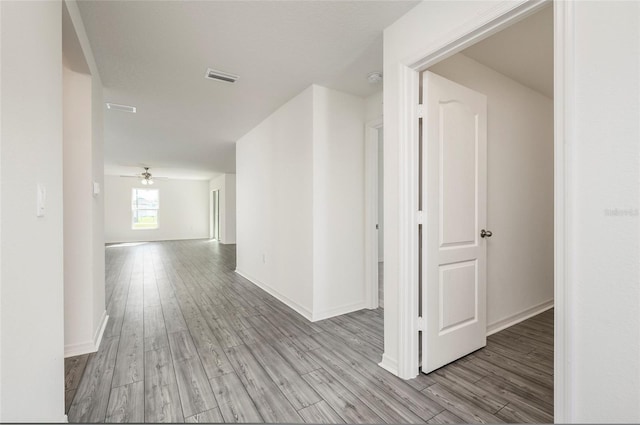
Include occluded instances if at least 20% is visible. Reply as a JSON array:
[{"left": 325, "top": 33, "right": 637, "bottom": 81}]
[{"left": 132, "top": 188, "right": 159, "bottom": 230}]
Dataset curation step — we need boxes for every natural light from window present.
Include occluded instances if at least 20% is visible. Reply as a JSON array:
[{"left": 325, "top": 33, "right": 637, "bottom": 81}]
[{"left": 132, "top": 188, "right": 159, "bottom": 230}]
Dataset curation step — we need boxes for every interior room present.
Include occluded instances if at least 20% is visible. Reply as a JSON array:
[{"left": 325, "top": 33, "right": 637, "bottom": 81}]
[
  {"left": 1, "top": 1, "right": 639, "bottom": 424},
  {"left": 428, "top": 4, "right": 554, "bottom": 338}
]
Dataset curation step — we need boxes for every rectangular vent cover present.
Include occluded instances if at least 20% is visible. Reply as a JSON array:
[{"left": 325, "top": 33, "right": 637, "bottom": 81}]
[
  {"left": 205, "top": 68, "right": 239, "bottom": 83},
  {"left": 106, "top": 103, "right": 136, "bottom": 113}
]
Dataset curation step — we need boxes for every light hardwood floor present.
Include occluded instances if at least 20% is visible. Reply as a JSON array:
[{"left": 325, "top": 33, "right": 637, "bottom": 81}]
[{"left": 66, "top": 240, "right": 553, "bottom": 423}]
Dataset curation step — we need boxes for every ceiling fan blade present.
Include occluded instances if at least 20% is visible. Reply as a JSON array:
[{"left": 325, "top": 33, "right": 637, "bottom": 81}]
[{"left": 118, "top": 175, "right": 170, "bottom": 180}]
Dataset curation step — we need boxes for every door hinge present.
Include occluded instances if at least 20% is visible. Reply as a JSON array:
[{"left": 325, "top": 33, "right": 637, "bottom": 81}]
[
  {"left": 416, "top": 210, "right": 425, "bottom": 225},
  {"left": 417, "top": 316, "right": 426, "bottom": 332},
  {"left": 417, "top": 104, "right": 424, "bottom": 119}
]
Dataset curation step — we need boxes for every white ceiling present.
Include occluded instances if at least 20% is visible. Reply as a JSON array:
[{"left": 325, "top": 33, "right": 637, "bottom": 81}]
[
  {"left": 462, "top": 5, "right": 553, "bottom": 99},
  {"left": 77, "top": 1, "right": 419, "bottom": 180}
]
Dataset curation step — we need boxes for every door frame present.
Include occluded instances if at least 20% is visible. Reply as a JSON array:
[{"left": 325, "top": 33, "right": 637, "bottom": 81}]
[
  {"left": 365, "top": 117, "right": 383, "bottom": 309},
  {"left": 210, "top": 189, "right": 220, "bottom": 240},
  {"left": 389, "top": 0, "right": 572, "bottom": 420}
]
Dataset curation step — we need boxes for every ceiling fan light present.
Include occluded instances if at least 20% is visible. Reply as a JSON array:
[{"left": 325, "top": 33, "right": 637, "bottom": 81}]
[
  {"left": 141, "top": 179, "right": 148, "bottom": 185},
  {"left": 148, "top": 179, "right": 154, "bottom": 185}
]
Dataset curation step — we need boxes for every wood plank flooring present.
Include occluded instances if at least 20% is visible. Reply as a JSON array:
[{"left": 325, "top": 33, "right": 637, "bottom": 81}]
[{"left": 67, "top": 240, "right": 553, "bottom": 423}]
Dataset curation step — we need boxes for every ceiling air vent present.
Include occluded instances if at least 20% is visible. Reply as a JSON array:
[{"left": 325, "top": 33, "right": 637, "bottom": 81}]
[
  {"left": 205, "top": 68, "right": 239, "bottom": 84},
  {"left": 106, "top": 103, "right": 136, "bottom": 113}
]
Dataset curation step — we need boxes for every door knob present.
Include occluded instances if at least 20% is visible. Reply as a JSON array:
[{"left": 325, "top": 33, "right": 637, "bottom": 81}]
[{"left": 480, "top": 229, "right": 492, "bottom": 238}]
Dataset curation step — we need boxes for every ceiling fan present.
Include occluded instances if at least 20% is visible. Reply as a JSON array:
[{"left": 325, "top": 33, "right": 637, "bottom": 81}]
[{"left": 119, "top": 167, "right": 168, "bottom": 185}]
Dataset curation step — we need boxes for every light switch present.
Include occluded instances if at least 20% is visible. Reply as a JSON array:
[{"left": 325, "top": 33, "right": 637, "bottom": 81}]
[
  {"left": 93, "top": 181, "right": 101, "bottom": 196},
  {"left": 37, "top": 184, "right": 46, "bottom": 217}
]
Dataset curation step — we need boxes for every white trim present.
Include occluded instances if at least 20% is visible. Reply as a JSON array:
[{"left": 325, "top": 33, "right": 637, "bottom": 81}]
[
  {"left": 392, "top": 0, "right": 564, "bottom": 393},
  {"left": 486, "top": 300, "right": 554, "bottom": 336},
  {"left": 64, "top": 311, "right": 108, "bottom": 358},
  {"left": 312, "top": 300, "right": 367, "bottom": 322},
  {"left": 63, "top": 414, "right": 69, "bottom": 423},
  {"left": 235, "top": 269, "right": 313, "bottom": 321},
  {"left": 407, "top": 1, "right": 549, "bottom": 70},
  {"left": 378, "top": 353, "right": 399, "bottom": 375},
  {"left": 364, "top": 117, "right": 383, "bottom": 310},
  {"left": 390, "top": 63, "right": 421, "bottom": 380},
  {"left": 93, "top": 310, "right": 108, "bottom": 349},
  {"left": 553, "top": 1, "right": 573, "bottom": 422}
]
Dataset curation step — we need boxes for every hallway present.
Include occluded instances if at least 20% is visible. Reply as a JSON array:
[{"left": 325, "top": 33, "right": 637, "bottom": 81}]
[{"left": 67, "top": 240, "right": 553, "bottom": 423}]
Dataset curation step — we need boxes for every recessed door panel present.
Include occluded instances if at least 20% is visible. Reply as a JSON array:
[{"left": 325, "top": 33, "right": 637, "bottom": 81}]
[
  {"left": 440, "top": 102, "right": 478, "bottom": 248},
  {"left": 439, "top": 261, "right": 477, "bottom": 334}
]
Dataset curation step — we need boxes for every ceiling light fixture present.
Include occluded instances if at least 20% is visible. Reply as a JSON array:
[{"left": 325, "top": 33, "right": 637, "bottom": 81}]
[
  {"left": 205, "top": 68, "right": 239, "bottom": 84},
  {"left": 367, "top": 71, "right": 383, "bottom": 84},
  {"left": 106, "top": 103, "right": 137, "bottom": 113},
  {"left": 140, "top": 167, "right": 154, "bottom": 185}
]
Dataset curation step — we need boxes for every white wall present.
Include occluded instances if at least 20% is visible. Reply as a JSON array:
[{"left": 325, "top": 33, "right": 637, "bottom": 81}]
[
  {"left": 569, "top": 1, "right": 639, "bottom": 421},
  {"left": 236, "top": 86, "right": 315, "bottom": 316},
  {"left": 209, "top": 173, "right": 236, "bottom": 244},
  {"left": 224, "top": 174, "right": 236, "bottom": 244},
  {"left": 429, "top": 53, "right": 554, "bottom": 332},
  {"left": 312, "top": 86, "right": 366, "bottom": 319},
  {"left": 63, "top": 64, "right": 96, "bottom": 356},
  {"left": 384, "top": 1, "right": 640, "bottom": 422},
  {"left": 365, "top": 90, "right": 383, "bottom": 122},
  {"left": 104, "top": 176, "right": 210, "bottom": 243},
  {"left": 62, "top": 0, "right": 107, "bottom": 359},
  {"left": 236, "top": 85, "right": 367, "bottom": 321},
  {"left": 0, "top": 1, "right": 65, "bottom": 421}
]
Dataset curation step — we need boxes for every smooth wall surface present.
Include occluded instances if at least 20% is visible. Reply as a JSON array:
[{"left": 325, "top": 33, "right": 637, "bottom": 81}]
[
  {"left": 236, "top": 85, "right": 368, "bottom": 320},
  {"left": 569, "top": 1, "right": 639, "bottom": 421},
  {"left": 365, "top": 90, "right": 383, "bottom": 122},
  {"left": 63, "top": 63, "right": 95, "bottom": 355},
  {"left": 429, "top": 53, "right": 554, "bottom": 332},
  {"left": 63, "top": 0, "right": 107, "bottom": 358},
  {"left": 224, "top": 174, "right": 236, "bottom": 244},
  {"left": 312, "top": 86, "right": 366, "bottom": 319},
  {"left": 104, "top": 176, "right": 210, "bottom": 243},
  {"left": 0, "top": 1, "right": 65, "bottom": 420},
  {"left": 236, "top": 86, "right": 315, "bottom": 317}
]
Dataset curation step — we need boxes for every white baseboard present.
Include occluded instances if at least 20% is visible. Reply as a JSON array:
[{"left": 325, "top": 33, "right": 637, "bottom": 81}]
[
  {"left": 487, "top": 299, "right": 554, "bottom": 336},
  {"left": 93, "top": 310, "right": 109, "bottom": 349},
  {"left": 62, "top": 414, "right": 69, "bottom": 423},
  {"left": 64, "top": 311, "right": 109, "bottom": 358},
  {"left": 379, "top": 353, "right": 399, "bottom": 375},
  {"left": 312, "top": 300, "right": 367, "bottom": 322},
  {"left": 235, "top": 269, "right": 313, "bottom": 321}
]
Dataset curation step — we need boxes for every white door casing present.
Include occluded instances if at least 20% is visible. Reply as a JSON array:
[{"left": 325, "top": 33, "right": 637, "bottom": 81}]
[{"left": 421, "top": 71, "right": 488, "bottom": 373}]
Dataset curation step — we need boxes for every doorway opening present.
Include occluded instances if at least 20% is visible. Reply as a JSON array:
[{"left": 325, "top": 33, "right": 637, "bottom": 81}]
[
  {"left": 415, "top": 2, "right": 555, "bottom": 413},
  {"left": 365, "top": 117, "right": 384, "bottom": 309},
  {"left": 210, "top": 189, "right": 220, "bottom": 241},
  {"left": 377, "top": 126, "right": 384, "bottom": 308}
]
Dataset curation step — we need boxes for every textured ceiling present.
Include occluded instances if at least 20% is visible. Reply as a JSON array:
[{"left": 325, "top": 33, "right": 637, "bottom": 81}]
[
  {"left": 463, "top": 5, "right": 554, "bottom": 99},
  {"left": 77, "top": 1, "right": 419, "bottom": 179}
]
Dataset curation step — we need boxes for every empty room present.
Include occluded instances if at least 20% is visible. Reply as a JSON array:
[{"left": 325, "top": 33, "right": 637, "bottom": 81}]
[{"left": 1, "top": 1, "right": 639, "bottom": 424}]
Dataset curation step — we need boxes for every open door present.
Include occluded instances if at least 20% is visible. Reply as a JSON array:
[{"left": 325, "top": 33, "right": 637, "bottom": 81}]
[{"left": 421, "top": 71, "right": 488, "bottom": 373}]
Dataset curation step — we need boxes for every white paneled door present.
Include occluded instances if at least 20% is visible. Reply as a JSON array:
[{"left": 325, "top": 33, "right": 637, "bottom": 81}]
[{"left": 421, "top": 71, "right": 488, "bottom": 374}]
